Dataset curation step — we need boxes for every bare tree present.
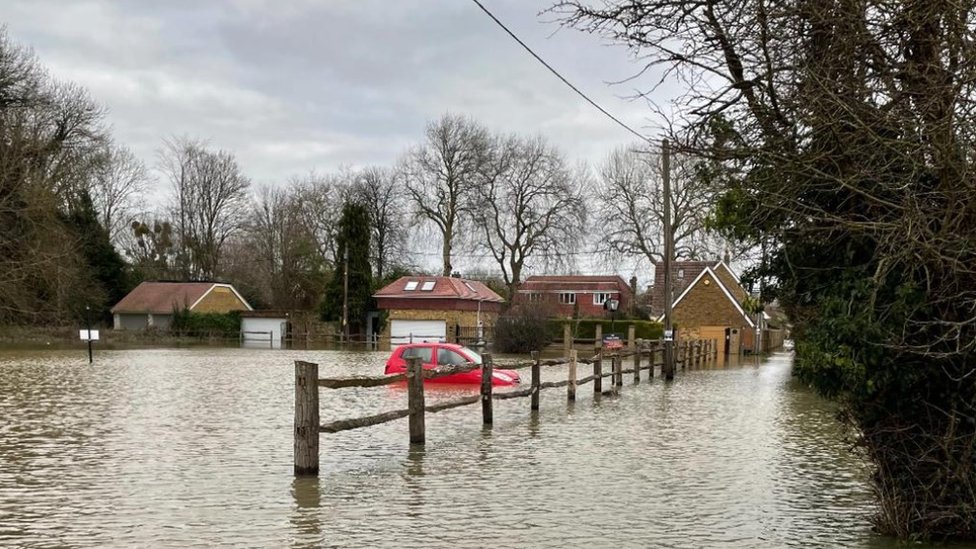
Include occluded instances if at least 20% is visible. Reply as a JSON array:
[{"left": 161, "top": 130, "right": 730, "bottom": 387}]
[
  {"left": 350, "top": 166, "right": 407, "bottom": 280},
  {"left": 160, "top": 137, "right": 250, "bottom": 280},
  {"left": 474, "top": 135, "right": 585, "bottom": 298},
  {"left": 89, "top": 144, "right": 149, "bottom": 245},
  {"left": 290, "top": 171, "right": 349, "bottom": 268},
  {"left": 596, "top": 145, "right": 722, "bottom": 268},
  {"left": 403, "top": 114, "right": 490, "bottom": 276},
  {"left": 241, "top": 184, "right": 326, "bottom": 309}
]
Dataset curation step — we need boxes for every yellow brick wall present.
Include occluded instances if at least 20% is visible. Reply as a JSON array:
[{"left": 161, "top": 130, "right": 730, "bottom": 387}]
[
  {"left": 380, "top": 308, "right": 499, "bottom": 351},
  {"left": 673, "top": 272, "right": 751, "bottom": 333},
  {"left": 714, "top": 265, "right": 749, "bottom": 304},
  {"left": 192, "top": 286, "right": 249, "bottom": 313}
]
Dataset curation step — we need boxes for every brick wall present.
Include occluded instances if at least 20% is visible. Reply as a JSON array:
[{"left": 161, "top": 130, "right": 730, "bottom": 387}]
[
  {"left": 379, "top": 308, "right": 499, "bottom": 351},
  {"left": 192, "top": 286, "right": 248, "bottom": 313},
  {"left": 713, "top": 265, "right": 749, "bottom": 304},
  {"left": 673, "top": 272, "right": 751, "bottom": 332}
]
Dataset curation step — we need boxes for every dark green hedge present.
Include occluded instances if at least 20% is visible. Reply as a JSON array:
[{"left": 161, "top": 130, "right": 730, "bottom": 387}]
[
  {"left": 171, "top": 309, "right": 242, "bottom": 337},
  {"left": 548, "top": 318, "right": 664, "bottom": 340}
]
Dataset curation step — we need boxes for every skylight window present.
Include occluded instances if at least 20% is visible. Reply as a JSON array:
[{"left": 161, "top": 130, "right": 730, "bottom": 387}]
[
  {"left": 421, "top": 281, "right": 436, "bottom": 291},
  {"left": 463, "top": 281, "right": 477, "bottom": 293},
  {"left": 404, "top": 281, "right": 419, "bottom": 291}
]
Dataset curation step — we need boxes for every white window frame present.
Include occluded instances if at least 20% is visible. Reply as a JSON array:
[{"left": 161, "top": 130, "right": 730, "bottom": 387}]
[
  {"left": 559, "top": 292, "right": 576, "bottom": 305},
  {"left": 526, "top": 292, "right": 542, "bottom": 303},
  {"left": 420, "top": 281, "right": 436, "bottom": 291},
  {"left": 404, "top": 281, "right": 419, "bottom": 291},
  {"left": 593, "top": 292, "right": 613, "bottom": 305}
]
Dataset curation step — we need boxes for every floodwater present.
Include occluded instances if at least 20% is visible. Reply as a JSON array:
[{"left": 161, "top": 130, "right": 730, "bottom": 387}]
[{"left": 0, "top": 347, "right": 959, "bottom": 548}]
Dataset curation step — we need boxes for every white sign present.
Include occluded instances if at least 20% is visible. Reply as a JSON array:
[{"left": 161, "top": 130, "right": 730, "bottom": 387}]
[
  {"left": 664, "top": 329, "right": 674, "bottom": 342},
  {"left": 79, "top": 329, "right": 100, "bottom": 341}
]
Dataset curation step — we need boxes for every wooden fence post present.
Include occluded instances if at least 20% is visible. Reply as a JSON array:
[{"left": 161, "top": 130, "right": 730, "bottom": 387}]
[
  {"left": 568, "top": 349, "right": 577, "bottom": 401},
  {"left": 481, "top": 353, "right": 493, "bottom": 426},
  {"left": 634, "top": 339, "right": 642, "bottom": 383},
  {"left": 614, "top": 354, "right": 623, "bottom": 387},
  {"left": 407, "top": 357, "right": 425, "bottom": 444},
  {"left": 594, "top": 348, "right": 603, "bottom": 395},
  {"left": 531, "top": 351, "right": 541, "bottom": 411},
  {"left": 294, "top": 360, "right": 319, "bottom": 476},
  {"left": 594, "top": 323, "right": 603, "bottom": 354},
  {"left": 647, "top": 342, "right": 655, "bottom": 379},
  {"left": 563, "top": 323, "right": 572, "bottom": 358}
]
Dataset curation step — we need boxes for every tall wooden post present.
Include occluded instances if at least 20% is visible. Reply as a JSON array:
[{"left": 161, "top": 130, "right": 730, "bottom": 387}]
[
  {"left": 662, "top": 139, "right": 675, "bottom": 381},
  {"left": 648, "top": 342, "right": 655, "bottom": 379},
  {"left": 594, "top": 323, "right": 603, "bottom": 353},
  {"left": 481, "top": 353, "right": 493, "bottom": 426},
  {"left": 563, "top": 323, "right": 572, "bottom": 358},
  {"left": 613, "top": 355, "right": 623, "bottom": 387},
  {"left": 530, "top": 351, "right": 541, "bottom": 411},
  {"left": 567, "top": 349, "right": 577, "bottom": 401},
  {"left": 634, "top": 339, "right": 642, "bottom": 383},
  {"left": 407, "top": 357, "right": 425, "bottom": 444},
  {"left": 594, "top": 348, "right": 603, "bottom": 395},
  {"left": 628, "top": 326, "right": 638, "bottom": 383},
  {"left": 294, "top": 360, "right": 319, "bottom": 476}
]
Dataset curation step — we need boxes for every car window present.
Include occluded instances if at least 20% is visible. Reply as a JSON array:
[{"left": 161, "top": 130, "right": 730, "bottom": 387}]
[
  {"left": 437, "top": 349, "right": 468, "bottom": 366},
  {"left": 401, "top": 347, "right": 433, "bottom": 363},
  {"left": 460, "top": 347, "right": 483, "bottom": 364}
]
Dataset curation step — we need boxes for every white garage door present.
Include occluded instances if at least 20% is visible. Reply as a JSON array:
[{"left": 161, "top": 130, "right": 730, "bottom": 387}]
[
  {"left": 390, "top": 320, "right": 446, "bottom": 347},
  {"left": 241, "top": 317, "right": 287, "bottom": 348}
]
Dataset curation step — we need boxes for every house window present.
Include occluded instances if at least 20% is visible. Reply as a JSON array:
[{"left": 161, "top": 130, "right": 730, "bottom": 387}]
[
  {"left": 559, "top": 292, "right": 576, "bottom": 305},
  {"left": 404, "top": 281, "right": 419, "bottom": 291},
  {"left": 526, "top": 292, "right": 542, "bottom": 303},
  {"left": 421, "top": 281, "right": 436, "bottom": 291},
  {"left": 677, "top": 269, "right": 685, "bottom": 280},
  {"left": 593, "top": 293, "right": 613, "bottom": 305}
]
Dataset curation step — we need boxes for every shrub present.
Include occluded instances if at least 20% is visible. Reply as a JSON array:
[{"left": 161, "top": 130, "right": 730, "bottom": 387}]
[
  {"left": 493, "top": 307, "right": 552, "bottom": 354},
  {"left": 170, "top": 308, "right": 242, "bottom": 338},
  {"left": 547, "top": 318, "right": 664, "bottom": 340}
]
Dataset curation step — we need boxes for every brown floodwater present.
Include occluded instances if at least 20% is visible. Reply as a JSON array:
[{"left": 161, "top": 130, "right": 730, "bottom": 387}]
[{"left": 0, "top": 347, "right": 967, "bottom": 548}]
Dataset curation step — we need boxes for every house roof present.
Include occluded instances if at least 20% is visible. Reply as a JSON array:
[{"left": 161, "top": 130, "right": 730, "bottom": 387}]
[
  {"left": 649, "top": 260, "right": 722, "bottom": 315},
  {"left": 656, "top": 267, "right": 755, "bottom": 328},
  {"left": 518, "top": 275, "right": 632, "bottom": 294},
  {"left": 373, "top": 276, "right": 505, "bottom": 303},
  {"left": 111, "top": 282, "right": 252, "bottom": 314}
]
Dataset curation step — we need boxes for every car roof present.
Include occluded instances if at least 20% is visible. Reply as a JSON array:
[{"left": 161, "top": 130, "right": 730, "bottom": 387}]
[{"left": 397, "top": 342, "right": 463, "bottom": 351}]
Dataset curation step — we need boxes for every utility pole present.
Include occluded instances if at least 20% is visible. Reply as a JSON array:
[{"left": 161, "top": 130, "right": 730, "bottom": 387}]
[
  {"left": 662, "top": 139, "right": 675, "bottom": 381},
  {"left": 342, "top": 247, "right": 349, "bottom": 342}
]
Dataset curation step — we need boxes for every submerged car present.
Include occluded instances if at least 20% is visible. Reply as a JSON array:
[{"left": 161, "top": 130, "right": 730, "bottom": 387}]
[{"left": 384, "top": 343, "right": 521, "bottom": 386}]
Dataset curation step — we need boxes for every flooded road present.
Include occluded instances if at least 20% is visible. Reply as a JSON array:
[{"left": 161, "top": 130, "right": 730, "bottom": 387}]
[{"left": 0, "top": 348, "right": 948, "bottom": 547}]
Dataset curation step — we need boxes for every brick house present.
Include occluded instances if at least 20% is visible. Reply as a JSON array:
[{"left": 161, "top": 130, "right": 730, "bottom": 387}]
[
  {"left": 373, "top": 276, "right": 504, "bottom": 350},
  {"left": 651, "top": 261, "right": 755, "bottom": 351},
  {"left": 513, "top": 275, "right": 634, "bottom": 318},
  {"left": 111, "top": 282, "right": 253, "bottom": 330}
]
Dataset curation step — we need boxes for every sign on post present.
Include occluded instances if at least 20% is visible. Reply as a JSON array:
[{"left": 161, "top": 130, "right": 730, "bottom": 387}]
[
  {"left": 664, "top": 329, "right": 674, "bottom": 342},
  {"left": 79, "top": 329, "right": 100, "bottom": 341}
]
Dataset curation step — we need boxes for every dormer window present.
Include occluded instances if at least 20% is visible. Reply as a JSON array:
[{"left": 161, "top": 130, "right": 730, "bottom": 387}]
[
  {"left": 404, "top": 281, "right": 419, "bottom": 291},
  {"left": 421, "top": 281, "right": 436, "bottom": 291}
]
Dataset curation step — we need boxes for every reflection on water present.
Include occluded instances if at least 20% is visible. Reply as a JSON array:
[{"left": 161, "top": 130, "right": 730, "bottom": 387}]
[{"left": 0, "top": 348, "right": 965, "bottom": 548}]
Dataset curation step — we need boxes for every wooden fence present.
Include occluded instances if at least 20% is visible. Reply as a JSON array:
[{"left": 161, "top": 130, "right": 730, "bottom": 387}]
[{"left": 294, "top": 338, "right": 720, "bottom": 476}]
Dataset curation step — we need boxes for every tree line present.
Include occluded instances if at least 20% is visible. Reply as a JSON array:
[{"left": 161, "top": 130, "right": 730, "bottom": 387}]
[{"left": 0, "top": 27, "right": 728, "bottom": 327}]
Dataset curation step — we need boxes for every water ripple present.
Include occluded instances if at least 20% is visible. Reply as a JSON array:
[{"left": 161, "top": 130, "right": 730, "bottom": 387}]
[{"left": 0, "top": 349, "right": 935, "bottom": 548}]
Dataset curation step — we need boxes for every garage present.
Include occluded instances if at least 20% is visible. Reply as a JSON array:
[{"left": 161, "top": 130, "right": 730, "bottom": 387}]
[
  {"left": 241, "top": 313, "right": 288, "bottom": 349},
  {"left": 390, "top": 319, "right": 446, "bottom": 347}
]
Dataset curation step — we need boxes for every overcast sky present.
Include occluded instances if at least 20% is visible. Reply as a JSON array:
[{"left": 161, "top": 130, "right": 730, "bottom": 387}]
[{"left": 5, "top": 0, "right": 678, "bottom": 281}]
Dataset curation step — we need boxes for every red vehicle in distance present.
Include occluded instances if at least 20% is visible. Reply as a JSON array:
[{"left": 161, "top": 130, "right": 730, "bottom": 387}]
[{"left": 384, "top": 343, "right": 521, "bottom": 386}]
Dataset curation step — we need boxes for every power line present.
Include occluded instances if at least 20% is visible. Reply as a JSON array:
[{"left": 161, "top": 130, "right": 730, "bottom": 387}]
[{"left": 468, "top": 0, "right": 652, "bottom": 145}]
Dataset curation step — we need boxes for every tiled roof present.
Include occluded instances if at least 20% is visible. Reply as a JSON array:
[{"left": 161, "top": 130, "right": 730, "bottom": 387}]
[
  {"left": 110, "top": 282, "right": 215, "bottom": 314},
  {"left": 518, "top": 275, "right": 631, "bottom": 293},
  {"left": 373, "top": 276, "right": 505, "bottom": 302},
  {"left": 649, "top": 261, "right": 719, "bottom": 316}
]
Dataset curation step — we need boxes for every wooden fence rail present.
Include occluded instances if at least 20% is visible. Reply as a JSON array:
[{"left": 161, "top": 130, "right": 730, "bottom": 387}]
[{"left": 294, "top": 338, "right": 719, "bottom": 476}]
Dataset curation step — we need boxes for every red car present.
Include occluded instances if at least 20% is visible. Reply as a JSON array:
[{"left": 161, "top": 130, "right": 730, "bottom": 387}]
[{"left": 384, "top": 343, "right": 521, "bottom": 386}]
